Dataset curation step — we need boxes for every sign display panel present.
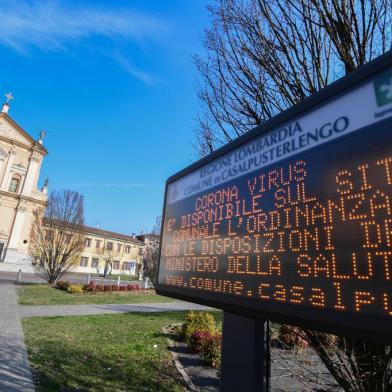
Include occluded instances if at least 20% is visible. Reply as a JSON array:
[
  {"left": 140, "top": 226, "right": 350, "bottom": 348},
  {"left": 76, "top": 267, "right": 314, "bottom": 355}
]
[{"left": 158, "top": 59, "right": 392, "bottom": 341}]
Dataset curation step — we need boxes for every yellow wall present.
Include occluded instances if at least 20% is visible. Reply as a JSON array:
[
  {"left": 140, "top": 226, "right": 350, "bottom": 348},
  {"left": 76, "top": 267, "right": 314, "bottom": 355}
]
[{"left": 75, "top": 231, "right": 144, "bottom": 275}]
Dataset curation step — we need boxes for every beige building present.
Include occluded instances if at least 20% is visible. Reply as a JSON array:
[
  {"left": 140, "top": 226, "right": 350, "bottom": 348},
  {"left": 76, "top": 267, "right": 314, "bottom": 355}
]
[
  {"left": 0, "top": 95, "right": 48, "bottom": 270},
  {"left": 76, "top": 225, "right": 144, "bottom": 276}
]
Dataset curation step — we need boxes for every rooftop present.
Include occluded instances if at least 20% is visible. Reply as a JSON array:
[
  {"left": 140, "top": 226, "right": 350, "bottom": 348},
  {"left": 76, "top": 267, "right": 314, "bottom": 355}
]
[
  {"left": 43, "top": 218, "right": 144, "bottom": 245},
  {"left": 83, "top": 225, "right": 144, "bottom": 245}
]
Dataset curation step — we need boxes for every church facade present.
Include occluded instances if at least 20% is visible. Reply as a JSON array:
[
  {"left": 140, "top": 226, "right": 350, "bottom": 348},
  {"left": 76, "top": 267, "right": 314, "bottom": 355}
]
[{"left": 0, "top": 97, "right": 48, "bottom": 270}]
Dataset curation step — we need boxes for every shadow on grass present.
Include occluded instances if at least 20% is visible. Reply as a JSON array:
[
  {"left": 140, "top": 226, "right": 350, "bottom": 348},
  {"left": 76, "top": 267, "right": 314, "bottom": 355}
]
[
  {"left": 152, "top": 331, "right": 168, "bottom": 339},
  {"left": 28, "top": 342, "right": 187, "bottom": 392}
]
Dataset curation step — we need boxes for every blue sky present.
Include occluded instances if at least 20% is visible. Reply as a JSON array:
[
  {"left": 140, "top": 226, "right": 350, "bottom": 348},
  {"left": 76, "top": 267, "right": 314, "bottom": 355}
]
[{"left": 0, "top": 0, "right": 210, "bottom": 234}]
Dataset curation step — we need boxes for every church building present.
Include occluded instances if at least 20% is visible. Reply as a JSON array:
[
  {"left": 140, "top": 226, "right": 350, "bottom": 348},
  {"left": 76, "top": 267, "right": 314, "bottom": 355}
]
[
  {"left": 0, "top": 95, "right": 146, "bottom": 275},
  {"left": 0, "top": 94, "right": 48, "bottom": 271}
]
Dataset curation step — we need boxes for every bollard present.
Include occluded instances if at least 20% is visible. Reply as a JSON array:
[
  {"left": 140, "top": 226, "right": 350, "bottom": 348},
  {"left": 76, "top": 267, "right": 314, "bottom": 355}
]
[
  {"left": 117, "top": 275, "right": 121, "bottom": 287},
  {"left": 87, "top": 274, "right": 91, "bottom": 285},
  {"left": 16, "top": 269, "right": 22, "bottom": 284},
  {"left": 144, "top": 277, "right": 149, "bottom": 289}
]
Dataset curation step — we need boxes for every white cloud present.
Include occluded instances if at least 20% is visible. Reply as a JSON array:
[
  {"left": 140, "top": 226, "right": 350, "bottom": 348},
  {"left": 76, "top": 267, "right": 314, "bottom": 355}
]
[
  {"left": 113, "top": 51, "right": 163, "bottom": 86},
  {"left": 0, "top": 0, "right": 168, "bottom": 84}
]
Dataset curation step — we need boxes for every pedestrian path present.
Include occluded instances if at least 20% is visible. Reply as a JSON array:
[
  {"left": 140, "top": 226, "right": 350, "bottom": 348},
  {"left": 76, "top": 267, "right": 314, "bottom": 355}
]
[
  {"left": 0, "top": 282, "right": 35, "bottom": 392},
  {"left": 20, "top": 301, "right": 214, "bottom": 318}
]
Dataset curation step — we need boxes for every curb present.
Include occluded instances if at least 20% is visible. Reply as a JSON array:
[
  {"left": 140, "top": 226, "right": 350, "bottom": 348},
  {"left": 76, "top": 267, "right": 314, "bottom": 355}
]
[{"left": 163, "top": 325, "right": 199, "bottom": 392}]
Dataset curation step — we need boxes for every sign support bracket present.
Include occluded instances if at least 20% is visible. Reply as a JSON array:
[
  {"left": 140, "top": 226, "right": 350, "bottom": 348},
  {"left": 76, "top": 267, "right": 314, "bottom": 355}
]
[{"left": 220, "top": 312, "right": 270, "bottom": 391}]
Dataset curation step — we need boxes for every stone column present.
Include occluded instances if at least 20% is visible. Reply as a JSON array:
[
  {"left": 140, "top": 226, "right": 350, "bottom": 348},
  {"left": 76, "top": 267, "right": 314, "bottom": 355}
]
[
  {"left": 8, "top": 207, "right": 26, "bottom": 248},
  {"left": 5, "top": 206, "right": 27, "bottom": 263},
  {"left": 21, "top": 151, "right": 41, "bottom": 196},
  {"left": 0, "top": 148, "right": 7, "bottom": 180},
  {"left": 0, "top": 149, "right": 15, "bottom": 190}
]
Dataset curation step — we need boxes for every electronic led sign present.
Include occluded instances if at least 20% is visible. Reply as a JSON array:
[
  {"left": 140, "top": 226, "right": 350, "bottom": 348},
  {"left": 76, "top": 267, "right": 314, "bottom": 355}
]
[{"left": 157, "top": 55, "right": 392, "bottom": 342}]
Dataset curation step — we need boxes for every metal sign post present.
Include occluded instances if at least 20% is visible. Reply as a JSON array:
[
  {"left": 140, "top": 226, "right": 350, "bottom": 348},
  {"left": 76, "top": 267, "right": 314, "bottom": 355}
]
[{"left": 220, "top": 312, "right": 270, "bottom": 392}]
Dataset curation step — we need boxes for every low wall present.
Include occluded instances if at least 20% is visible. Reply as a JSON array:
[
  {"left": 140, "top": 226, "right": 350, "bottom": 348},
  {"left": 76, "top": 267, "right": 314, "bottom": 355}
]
[{"left": 0, "top": 261, "right": 35, "bottom": 273}]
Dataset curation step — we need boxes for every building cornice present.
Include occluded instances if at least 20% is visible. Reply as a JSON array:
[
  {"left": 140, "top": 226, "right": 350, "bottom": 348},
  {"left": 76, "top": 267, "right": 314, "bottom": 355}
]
[
  {"left": 0, "top": 189, "right": 48, "bottom": 207},
  {"left": 0, "top": 113, "right": 48, "bottom": 155}
]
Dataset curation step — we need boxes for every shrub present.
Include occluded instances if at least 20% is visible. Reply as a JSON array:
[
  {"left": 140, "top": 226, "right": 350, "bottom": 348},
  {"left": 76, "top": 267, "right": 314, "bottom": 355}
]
[
  {"left": 181, "top": 311, "right": 217, "bottom": 343},
  {"left": 111, "top": 285, "right": 119, "bottom": 292},
  {"left": 188, "top": 329, "right": 222, "bottom": 368},
  {"left": 96, "top": 285, "right": 104, "bottom": 291},
  {"left": 67, "top": 284, "right": 83, "bottom": 294},
  {"left": 104, "top": 285, "right": 111, "bottom": 292},
  {"left": 200, "top": 332, "right": 222, "bottom": 368},
  {"left": 119, "top": 286, "right": 127, "bottom": 291},
  {"left": 86, "top": 282, "right": 97, "bottom": 292},
  {"left": 56, "top": 280, "right": 70, "bottom": 291},
  {"left": 189, "top": 330, "right": 213, "bottom": 354},
  {"left": 86, "top": 281, "right": 97, "bottom": 292},
  {"left": 126, "top": 284, "right": 141, "bottom": 291}
]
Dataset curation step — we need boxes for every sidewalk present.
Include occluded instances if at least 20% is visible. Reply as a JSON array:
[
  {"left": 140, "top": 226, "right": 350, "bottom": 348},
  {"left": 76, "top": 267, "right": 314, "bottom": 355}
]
[
  {"left": 20, "top": 301, "right": 213, "bottom": 318},
  {"left": 0, "top": 282, "right": 35, "bottom": 392}
]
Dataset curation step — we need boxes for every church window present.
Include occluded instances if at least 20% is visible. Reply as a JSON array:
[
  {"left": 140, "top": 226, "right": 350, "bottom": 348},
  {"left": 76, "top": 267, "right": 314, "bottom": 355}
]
[{"left": 9, "top": 174, "right": 21, "bottom": 193}]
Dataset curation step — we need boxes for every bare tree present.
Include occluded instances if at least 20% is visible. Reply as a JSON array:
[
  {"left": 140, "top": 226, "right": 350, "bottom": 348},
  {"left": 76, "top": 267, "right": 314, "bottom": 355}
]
[
  {"left": 30, "top": 190, "right": 85, "bottom": 284},
  {"left": 141, "top": 217, "right": 161, "bottom": 286},
  {"left": 97, "top": 245, "right": 117, "bottom": 277},
  {"left": 194, "top": 0, "right": 392, "bottom": 156},
  {"left": 194, "top": 1, "right": 392, "bottom": 390}
]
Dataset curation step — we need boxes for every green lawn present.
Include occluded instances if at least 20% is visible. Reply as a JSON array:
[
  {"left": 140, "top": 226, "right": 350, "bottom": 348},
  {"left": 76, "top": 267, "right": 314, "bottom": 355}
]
[
  {"left": 23, "top": 312, "right": 188, "bottom": 392},
  {"left": 18, "top": 284, "right": 178, "bottom": 306}
]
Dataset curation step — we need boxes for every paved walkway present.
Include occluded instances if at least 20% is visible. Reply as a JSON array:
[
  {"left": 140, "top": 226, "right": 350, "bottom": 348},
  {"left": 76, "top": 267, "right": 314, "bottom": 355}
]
[
  {"left": 0, "top": 282, "right": 35, "bottom": 392},
  {"left": 20, "top": 302, "right": 213, "bottom": 318}
]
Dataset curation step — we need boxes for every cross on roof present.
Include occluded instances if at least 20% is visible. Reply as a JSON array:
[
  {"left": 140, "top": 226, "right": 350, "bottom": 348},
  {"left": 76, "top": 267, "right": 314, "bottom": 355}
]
[{"left": 5, "top": 92, "right": 14, "bottom": 103}]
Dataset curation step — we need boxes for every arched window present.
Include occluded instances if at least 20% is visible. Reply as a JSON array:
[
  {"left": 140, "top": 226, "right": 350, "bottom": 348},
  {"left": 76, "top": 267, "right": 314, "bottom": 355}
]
[{"left": 8, "top": 174, "right": 21, "bottom": 193}]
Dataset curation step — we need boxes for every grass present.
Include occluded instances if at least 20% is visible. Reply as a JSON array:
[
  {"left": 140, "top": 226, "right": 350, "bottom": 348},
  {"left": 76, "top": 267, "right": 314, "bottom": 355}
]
[
  {"left": 23, "top": 312, "right": 190, "bottom": 392},
  {"left": 18, "top": 284, "right": 178, "bottom": 306}
]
